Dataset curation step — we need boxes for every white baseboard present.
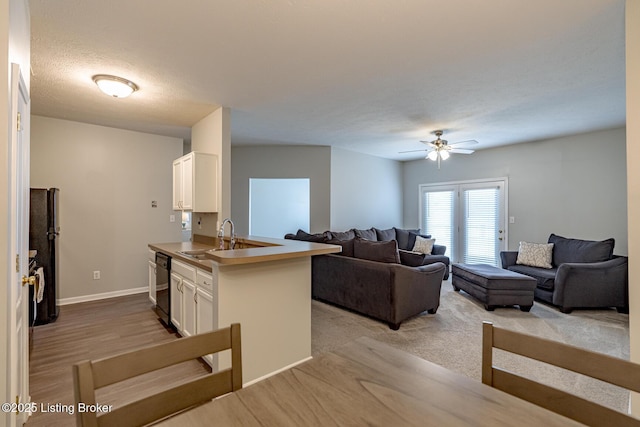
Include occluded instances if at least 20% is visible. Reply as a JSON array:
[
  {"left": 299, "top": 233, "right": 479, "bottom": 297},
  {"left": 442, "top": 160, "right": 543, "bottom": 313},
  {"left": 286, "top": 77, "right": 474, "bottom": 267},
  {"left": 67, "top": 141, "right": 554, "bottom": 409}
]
[
  {"left": 243, "top": 356, "right": 313, "bottom": 387},
  {"left": 58, "top": 287, "right": 148, "bottom": 306}
]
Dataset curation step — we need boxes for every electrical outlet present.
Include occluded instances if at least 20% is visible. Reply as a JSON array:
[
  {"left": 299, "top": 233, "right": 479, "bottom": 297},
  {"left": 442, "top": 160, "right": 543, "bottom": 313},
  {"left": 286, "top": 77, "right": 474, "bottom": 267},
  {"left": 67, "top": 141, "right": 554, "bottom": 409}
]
[
  {"left": 169, "top": 214, "right": 176, "bottom": 223},
  {"left": 93, "top": 271, "right": 101, "bottom": 280}
]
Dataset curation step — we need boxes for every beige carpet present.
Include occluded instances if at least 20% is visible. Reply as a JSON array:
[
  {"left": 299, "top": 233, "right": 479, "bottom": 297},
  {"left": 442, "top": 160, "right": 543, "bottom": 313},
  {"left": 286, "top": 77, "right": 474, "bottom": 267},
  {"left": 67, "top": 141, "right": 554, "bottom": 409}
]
[{"left": 311, "top": 278, "right": 630, "bottom": 412}]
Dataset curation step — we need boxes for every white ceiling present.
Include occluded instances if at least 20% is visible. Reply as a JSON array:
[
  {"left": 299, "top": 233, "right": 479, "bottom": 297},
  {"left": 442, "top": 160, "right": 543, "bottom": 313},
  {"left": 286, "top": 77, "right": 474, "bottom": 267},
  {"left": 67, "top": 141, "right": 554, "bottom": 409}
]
[{"left": 30, "top": 0, "right": 626, "bottom": 161}]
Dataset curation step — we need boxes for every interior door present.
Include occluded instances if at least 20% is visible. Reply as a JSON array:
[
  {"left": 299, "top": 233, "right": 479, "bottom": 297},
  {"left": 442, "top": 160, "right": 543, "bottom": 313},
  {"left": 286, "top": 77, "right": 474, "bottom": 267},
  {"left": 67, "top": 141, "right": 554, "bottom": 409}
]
[{"left": 8, "top": 63, "right": 31, "bottom": 426}]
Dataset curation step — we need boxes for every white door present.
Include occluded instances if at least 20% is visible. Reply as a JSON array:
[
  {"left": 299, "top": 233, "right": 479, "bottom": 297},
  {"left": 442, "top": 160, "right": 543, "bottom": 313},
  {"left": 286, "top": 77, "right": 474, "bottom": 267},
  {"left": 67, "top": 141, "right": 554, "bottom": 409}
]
[
  {"left": 420, "top": 179, "right": 507, "bottom": 266},
  {"left": 8, "top": 64, "right": 31, "bottom": 426}
]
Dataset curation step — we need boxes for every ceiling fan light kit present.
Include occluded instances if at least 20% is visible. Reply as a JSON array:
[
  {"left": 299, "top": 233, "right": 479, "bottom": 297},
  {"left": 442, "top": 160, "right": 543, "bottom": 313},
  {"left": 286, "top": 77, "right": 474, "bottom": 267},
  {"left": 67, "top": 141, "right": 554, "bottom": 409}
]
[
  {"left": 399, "top": 130, "right": 478, "bottom": 169},
  {"left": 92, "top": 74, "right": 139, "bottom": 98}
]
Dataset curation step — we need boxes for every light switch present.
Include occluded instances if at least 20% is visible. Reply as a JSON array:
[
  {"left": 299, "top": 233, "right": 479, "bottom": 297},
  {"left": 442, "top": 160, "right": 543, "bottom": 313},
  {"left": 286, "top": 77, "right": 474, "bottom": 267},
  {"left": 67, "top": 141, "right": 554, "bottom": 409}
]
[
  {"left": 169, "top": 215, "right": 176, "bottom": 223},
  {"left": 509, "top": 216, "right": 515, "bottom": 224}
]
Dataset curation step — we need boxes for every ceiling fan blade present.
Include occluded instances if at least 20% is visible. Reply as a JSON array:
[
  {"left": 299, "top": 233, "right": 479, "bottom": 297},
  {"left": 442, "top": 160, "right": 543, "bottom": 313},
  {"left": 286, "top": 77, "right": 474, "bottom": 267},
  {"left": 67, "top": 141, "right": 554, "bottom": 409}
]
[
  {"left": 449, "top": 148, "right": 475, "bottom": 154},
  {"left": 448, "top": 139, "right": 478, "bottom": 147},
  {"left": 398, "top": 149, "right": 428, "bottom": 153}
]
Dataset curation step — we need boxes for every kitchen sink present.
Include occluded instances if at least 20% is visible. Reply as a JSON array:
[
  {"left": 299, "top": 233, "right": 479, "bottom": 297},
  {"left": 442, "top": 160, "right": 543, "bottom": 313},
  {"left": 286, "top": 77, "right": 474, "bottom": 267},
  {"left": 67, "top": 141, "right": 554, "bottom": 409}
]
[{"left": 177, "top": 249, "right": 222, "bottom": 260}]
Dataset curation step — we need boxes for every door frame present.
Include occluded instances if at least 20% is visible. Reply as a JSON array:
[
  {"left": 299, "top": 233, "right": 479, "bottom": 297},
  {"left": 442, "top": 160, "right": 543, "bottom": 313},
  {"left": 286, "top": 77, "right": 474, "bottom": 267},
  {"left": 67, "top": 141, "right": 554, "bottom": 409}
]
[{"left": 418, "top": 177, "right": 509, "bottom": 265}]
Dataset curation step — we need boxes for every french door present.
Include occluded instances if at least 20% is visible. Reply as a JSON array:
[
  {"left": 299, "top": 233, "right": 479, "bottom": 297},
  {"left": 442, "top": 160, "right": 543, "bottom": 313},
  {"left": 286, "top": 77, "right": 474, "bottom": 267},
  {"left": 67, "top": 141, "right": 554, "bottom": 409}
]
[{"left": 419, "top": 179, "right": 507, "bottom": 266}]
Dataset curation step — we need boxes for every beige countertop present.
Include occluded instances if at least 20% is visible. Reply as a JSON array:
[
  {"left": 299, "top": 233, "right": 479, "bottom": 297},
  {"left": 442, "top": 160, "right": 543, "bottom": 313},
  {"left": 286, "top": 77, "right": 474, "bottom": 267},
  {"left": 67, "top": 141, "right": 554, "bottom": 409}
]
[{"left": 149, "top": 235, "right": 340, "bottom": 271}]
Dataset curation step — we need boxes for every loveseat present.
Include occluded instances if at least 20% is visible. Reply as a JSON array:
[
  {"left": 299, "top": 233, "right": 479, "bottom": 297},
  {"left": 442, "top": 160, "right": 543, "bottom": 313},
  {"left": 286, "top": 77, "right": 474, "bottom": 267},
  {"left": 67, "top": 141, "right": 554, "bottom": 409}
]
[
  {"left": 286, "top": 227, "right": 448, "bottom": 329},
  {"left": 500, "top": 234, "right": 629, "bottom": 313}
]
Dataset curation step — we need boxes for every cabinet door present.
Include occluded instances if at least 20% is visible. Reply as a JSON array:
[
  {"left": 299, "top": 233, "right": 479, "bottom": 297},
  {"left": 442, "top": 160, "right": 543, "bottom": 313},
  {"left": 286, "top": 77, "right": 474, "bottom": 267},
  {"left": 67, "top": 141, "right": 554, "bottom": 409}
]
[
  {"left": 172, "top": 159, "right": 183, "bottom": 210},
  {"left": 148, "top": 260, "right": 156, "bottom": 304},
  {"left": 182, "top": 279, "right": 197, "bottom": 337},
  {"left": 196, "top": 287, "right": 215, "bottom": 367},
  {"left": 182, "top": 154, "right": 194, "bottom": 210},
  {"left": 170, "top": 273, "right": 183, "bottom": 331}
]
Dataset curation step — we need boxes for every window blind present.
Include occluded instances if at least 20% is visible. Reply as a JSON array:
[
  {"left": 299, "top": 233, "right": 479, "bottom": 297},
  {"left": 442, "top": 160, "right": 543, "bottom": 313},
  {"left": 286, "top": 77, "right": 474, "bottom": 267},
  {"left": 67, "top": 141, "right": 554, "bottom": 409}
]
[{"left": 462, "top": 187, "right": 499, "bottom": 266}]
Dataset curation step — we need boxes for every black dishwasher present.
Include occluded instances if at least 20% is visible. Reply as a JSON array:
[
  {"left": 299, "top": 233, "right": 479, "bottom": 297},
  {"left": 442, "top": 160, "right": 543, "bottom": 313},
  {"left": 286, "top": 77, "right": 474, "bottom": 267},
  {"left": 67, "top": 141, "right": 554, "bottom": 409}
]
[{"left": 155, "top": 252, "right": 171, "bottom": 326}]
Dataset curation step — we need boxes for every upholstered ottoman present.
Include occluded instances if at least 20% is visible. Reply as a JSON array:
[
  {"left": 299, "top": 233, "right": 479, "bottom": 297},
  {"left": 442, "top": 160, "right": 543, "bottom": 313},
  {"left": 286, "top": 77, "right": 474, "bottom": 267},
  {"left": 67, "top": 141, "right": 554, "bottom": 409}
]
[{"left": 451, "top": 264, "right": 536, "bottom": 311}]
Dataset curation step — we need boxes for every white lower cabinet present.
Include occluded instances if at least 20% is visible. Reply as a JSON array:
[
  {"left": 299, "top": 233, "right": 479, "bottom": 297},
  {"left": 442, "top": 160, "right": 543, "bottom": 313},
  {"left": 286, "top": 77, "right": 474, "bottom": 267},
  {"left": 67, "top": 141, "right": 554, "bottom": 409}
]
[
  {"left": 170, "top": 260, "right": 218, "bottom": 369},
  {"left": 148, "top": 250, "right": 156, "bottom": 304},
  {"left": 170, "top": 272, "right": 183, "bottom": 332},
  {"left": 148, "top": 260, "right": 156, "bottom": 304},
  {"left": 182, "top": 279, "right": 197, "bottom": 337}
]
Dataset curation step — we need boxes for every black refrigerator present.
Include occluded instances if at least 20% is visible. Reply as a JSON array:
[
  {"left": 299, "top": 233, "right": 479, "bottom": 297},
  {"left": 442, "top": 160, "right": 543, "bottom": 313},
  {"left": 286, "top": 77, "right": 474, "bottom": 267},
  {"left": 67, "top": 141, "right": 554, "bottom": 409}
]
[{"left": 29, "top": 188, "right": 60, "bottom": 325}]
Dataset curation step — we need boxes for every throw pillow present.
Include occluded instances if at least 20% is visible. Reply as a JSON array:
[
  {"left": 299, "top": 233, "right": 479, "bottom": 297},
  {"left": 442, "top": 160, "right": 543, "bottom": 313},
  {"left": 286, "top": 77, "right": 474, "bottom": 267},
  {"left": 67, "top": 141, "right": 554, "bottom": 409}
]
[
  {"left": 354, "top": 228, "right": 377, "bottom": 241},
  {"left": 375, "top": 227, "right": 396, "bottom": 242},
  {"left": 412, "top": 235, "right": 435, "bottom": 255},
  {"left": 399, "top": 249, "right": 426, "bottom": 267},
  {"left": 293, "top": 229, "right": 330, "bottom": 243},
  {"left": 326, "top": 238, "right": 355, "bottom": 257},
  {"left": 407, "top": 231, "right": 432, "bottom": 251},
  {"left": 516, "top": 241, "right": 554, "bottom": 269},
  {"left": 394, "top": 228, "right": 420, "bottom": 250},
  {"left": 353, "top": 239, "right": 400, "bottom": 263},
  {"left": 329, "top": 229, "right": 356, "bottom": 241}
]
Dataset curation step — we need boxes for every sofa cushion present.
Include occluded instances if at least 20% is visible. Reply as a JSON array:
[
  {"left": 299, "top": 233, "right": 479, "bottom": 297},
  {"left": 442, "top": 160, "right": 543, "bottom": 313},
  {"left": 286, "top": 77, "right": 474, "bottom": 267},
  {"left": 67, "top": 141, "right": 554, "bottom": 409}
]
[
  {"left": 516, "top": 241, "right": 554, "bottom": 269},
  {"left": 329, "top": 229, "right": 356, "bottom": 240},
  {"left": 326, "top": 238, "right": 355, "bottom": 257},
  {"left": 354, "top": 228, "right": 377, "bottom": 241},
  {"left": 507, "top": 265, "right": 557, "bottom": 290},
  {"left": 394, "top": 228, "right": 420, "bottom": 250},
  {"left": 375, "top": 227, "right": 396, "bottom": 242},
  {"left": 407, "top": 231, "right": 432, "bottom": 250},
  {"left": 399, "top": 250, "right": 426, "bottom": 267},
  {"left": 293, "top": 229, "right": 330, "bottom": 243},
  {"left": 353, "top": 238, "right": 400, "bottom": 263},
  {"left": 412, "top": 236, "right": 436, "bottom": 255},
  {"left": 548, "top": 234, "right": 614, "bottom": 266}
]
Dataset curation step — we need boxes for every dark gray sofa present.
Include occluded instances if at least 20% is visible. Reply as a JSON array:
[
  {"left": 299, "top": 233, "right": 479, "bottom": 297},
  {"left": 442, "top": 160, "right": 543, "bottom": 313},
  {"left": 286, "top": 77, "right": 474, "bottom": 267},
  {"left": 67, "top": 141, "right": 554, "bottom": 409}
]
[
  {"left": 312, "top": 253, "right": 446, "bottom": 330},
  {"left": 286, "top": 228, "right": 448, "bottom": 329},
  {"left": 286, "top": 227, "right": 450, "bottom": 279},
  {"left": 501, "top": 234, "right": 628, "bottom": 313}
]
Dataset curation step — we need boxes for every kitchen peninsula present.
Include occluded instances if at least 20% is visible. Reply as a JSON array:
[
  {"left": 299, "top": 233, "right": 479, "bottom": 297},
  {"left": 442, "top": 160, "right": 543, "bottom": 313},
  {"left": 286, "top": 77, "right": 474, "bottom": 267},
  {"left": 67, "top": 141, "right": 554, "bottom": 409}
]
[{"left": 148, "top": 235, "right": 340, "bottom": 384}]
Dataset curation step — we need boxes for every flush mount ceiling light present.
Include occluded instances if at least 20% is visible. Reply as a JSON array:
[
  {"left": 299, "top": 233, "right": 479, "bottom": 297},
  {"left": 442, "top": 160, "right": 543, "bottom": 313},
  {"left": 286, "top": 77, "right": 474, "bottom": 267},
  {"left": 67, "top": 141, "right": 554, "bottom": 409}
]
[
  {"left": 92, "top": 74, "right": 139, "bottom": 98},
  {"left": 399, "top": 130, "right": 478, "bottom": 169}
]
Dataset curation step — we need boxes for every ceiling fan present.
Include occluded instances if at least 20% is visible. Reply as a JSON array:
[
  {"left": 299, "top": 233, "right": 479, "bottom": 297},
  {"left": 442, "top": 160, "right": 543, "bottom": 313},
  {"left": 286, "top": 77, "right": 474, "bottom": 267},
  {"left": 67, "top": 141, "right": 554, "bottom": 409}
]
[{"left": 400, "top": 130, "right": 478, "bottom": 168}]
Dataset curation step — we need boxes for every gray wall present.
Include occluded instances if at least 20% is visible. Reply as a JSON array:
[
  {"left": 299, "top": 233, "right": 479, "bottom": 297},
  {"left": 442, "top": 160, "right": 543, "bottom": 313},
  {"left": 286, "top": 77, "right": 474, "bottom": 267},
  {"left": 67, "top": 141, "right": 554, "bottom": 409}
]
[
  {"left": 30, "top": 116, "right": 184, "bottom": 300},
  {"left": 231, "top": 145, "right": 404, "bottom": 236},
  {"left": 231, "top": 145, "right": 332, "bottom": 235},
  {"left": 330, "top": 147, "right": 403, "bottom": 231},
  {"left": 403, "top": 127, "right": 628, "bottom": 254}
]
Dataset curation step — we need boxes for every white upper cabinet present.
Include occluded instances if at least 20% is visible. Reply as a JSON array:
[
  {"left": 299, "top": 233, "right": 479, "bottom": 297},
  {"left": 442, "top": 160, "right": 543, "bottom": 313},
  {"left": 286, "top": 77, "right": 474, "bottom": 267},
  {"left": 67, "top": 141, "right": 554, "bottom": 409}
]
[{"left": 172, "top": 152, "right": 217, "bottom": 212}]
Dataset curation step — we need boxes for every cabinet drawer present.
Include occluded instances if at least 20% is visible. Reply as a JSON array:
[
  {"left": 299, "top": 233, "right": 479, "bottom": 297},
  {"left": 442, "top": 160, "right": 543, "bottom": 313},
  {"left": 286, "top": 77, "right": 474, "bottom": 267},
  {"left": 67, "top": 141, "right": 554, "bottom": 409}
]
[
  {"left": 148, "top": 249, "right": 156, "bottom": 261},
  {"left": 196, "top": 269, "right": 216, "bottom": 292},
  {"left": 172, "top": 259, "right": 196, "bottom": 282}
]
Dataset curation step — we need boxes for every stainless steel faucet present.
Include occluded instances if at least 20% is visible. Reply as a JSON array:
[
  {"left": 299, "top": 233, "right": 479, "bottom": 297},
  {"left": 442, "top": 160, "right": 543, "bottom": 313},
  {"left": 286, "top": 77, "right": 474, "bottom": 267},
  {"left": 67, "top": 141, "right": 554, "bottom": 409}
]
[{"left": 218, "top": 218, "right": 236, "bottom": 250}]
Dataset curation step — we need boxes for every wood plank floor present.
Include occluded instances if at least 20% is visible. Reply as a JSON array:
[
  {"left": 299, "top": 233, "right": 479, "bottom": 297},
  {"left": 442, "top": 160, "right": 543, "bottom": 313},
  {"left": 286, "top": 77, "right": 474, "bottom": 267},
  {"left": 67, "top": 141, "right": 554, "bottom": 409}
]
[{"left": 25, "top": 293, "right": 210, "bottom": 427}]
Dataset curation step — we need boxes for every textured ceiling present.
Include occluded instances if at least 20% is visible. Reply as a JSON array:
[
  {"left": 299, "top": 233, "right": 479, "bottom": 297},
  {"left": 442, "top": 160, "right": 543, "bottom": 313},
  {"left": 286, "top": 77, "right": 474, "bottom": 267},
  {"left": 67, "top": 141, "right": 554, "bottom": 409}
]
[{"left": 30, "top": 0, "right": 626, "bottom": 160}]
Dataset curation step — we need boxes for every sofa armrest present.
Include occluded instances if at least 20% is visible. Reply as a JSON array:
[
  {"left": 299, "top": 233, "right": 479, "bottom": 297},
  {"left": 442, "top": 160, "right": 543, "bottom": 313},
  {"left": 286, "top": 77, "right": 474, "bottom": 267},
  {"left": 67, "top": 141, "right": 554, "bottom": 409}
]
[
  {"left": 391, "top": 262, "right": 446, "bottom": 326},
  {"left": 500, "top": 251, "right": 519, "bottom": 268},
  {"left": 553, "top": 256, "right": 628, "bottom": 309},
  {"left": 420, "top": 255, "right": 450, "bottom": 280}
]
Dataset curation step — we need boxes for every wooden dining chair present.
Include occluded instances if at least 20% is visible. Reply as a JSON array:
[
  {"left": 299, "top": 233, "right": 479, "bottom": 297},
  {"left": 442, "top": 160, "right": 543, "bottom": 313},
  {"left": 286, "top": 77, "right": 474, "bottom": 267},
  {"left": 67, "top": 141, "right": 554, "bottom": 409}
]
[
  {"left": 482, "top": 321, "right": 640, "bottom": 427},
  {"left": 73, "top": 323, "right": 242, "bottom": 427}
]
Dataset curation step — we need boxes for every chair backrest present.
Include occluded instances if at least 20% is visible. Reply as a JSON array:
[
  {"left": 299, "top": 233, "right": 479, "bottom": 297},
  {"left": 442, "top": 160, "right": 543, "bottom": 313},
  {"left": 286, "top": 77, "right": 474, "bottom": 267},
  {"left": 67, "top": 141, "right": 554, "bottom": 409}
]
[
  {"left": 73, "top": 323, "right": 242, "bottom": 427},
  {"left": 482, "top": 321, "right": 640, "bottom": 427}
]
